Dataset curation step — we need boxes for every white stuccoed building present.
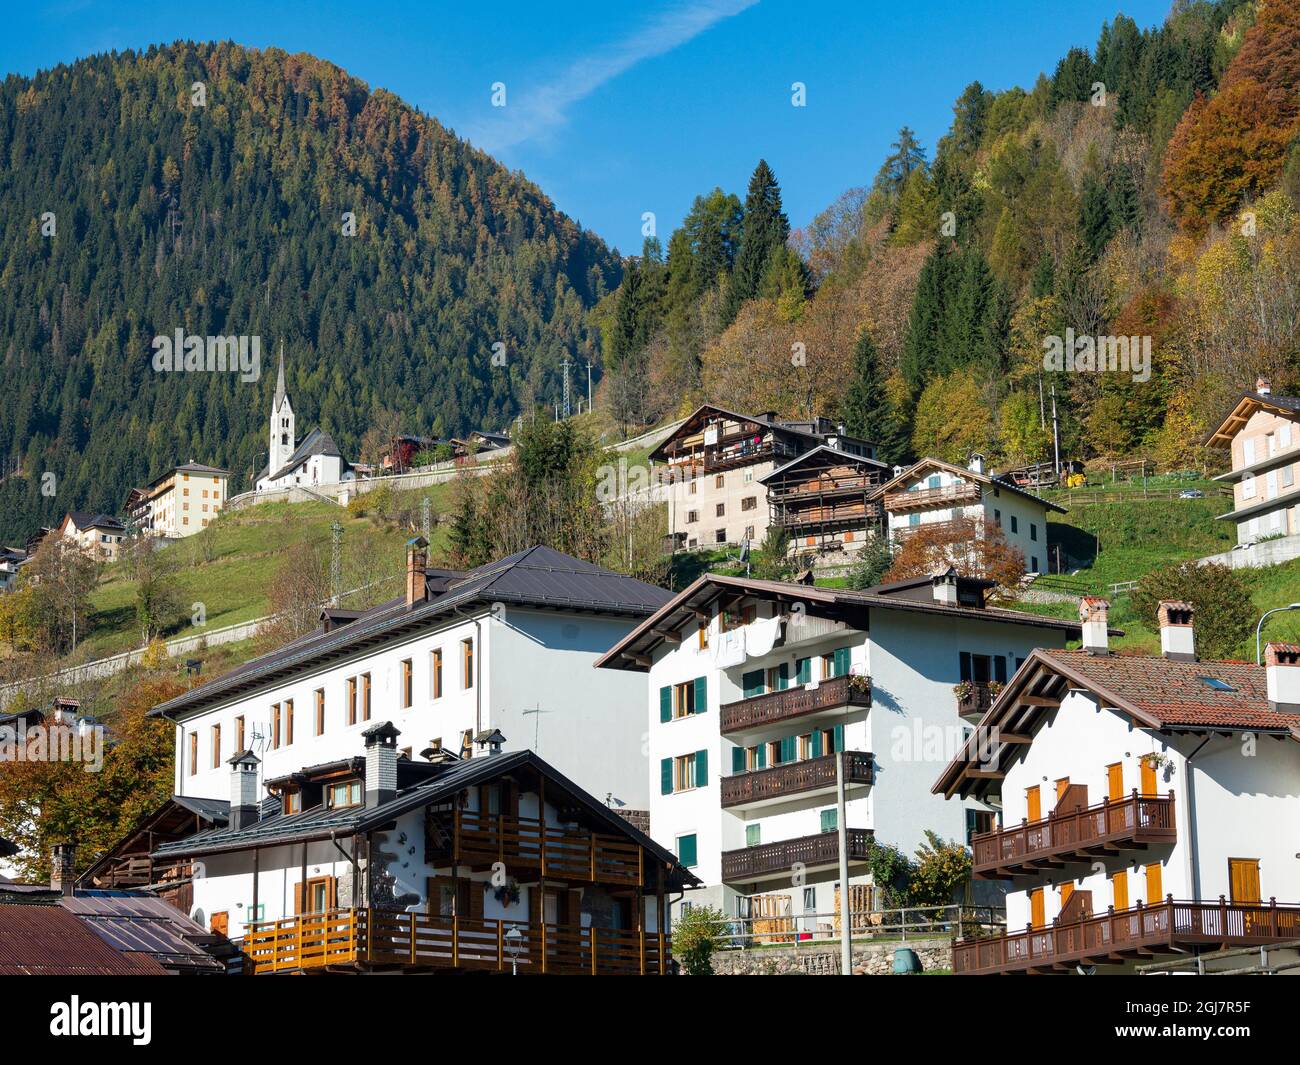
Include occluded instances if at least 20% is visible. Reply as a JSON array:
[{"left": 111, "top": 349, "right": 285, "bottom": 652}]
[
  {"left": 936, "top": 598, "right": 1300, "bottom": 974},
  {"left": 596, "top": 570, "right": 1090, "bottom": 930},
  {"left": 150, "top": 542, "right": 672, "bottom": 825}
]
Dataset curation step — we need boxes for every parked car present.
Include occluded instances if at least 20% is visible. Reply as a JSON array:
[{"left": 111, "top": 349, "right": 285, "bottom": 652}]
[{"left": 1179, "top": 488, "right": 1204, "bottom": 499}]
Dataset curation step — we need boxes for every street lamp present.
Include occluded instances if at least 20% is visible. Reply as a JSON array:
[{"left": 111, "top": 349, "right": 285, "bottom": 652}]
[
  {"left": 1255, "top": 603, "right": 1300, "bottom": 664},
  {"left": 505, "top": 923, "right": 523, "bottom": 976}
]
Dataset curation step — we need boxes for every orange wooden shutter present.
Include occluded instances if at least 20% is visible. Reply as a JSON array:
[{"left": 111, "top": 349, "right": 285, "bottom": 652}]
[
  {"left": 1030, "top": 888, "right": 1045, "bottom": 929},
  {"left": 1107, "top": 763, "right": 1123, "bottom": 801},
  {"left": 210, "top": 911, "right": 229, "bottom": 936},
  {"left": 293, "top": 882, "right": 304, "bottom": 915},
  {"left": 1025, "top": 786, "right": 1041, "bottom": 822},
  {"left": 1145, "top": 862, "right": 1163, "bottom": 903},
  {"left": 1229, "top": 859, "right": 1261, "bottom": 904},
  {"left": 327, "top": 876, "right": 338, "bottom": 910},
  {"left": 1111, "top": 870, "right": 1129, "bottom": 911},
  {"left": 1140, "top": 757, "right": 1158, "bottom": 796},
  {"left": 1055, "top": 777, "right": 1070, "bottom": 802},
  {"left": 1060, "top": 883, "right": 1074, "bottom": 909}
]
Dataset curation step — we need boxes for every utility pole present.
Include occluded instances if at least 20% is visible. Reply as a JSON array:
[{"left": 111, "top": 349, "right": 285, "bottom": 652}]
[
  {"left": 836, "top": 750, "right": 851, "bottom": 976},
  {"left": 561, "top": 358, "right": 572, "bottom": 419},
  {"left": 1050, "top": 383, "right": 1061, "bottom": 479},
  {"left": 330, "top": 522, "right": 343, "bottom": 606},
  {"left": 586, "top": 359, "right": 593, "bottom": 411}
]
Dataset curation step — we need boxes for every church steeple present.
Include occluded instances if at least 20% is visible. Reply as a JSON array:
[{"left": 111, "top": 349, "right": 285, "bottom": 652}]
[
  {"left": 268, "top": 341, "right": 295, "bottom": 477},
  {"left": 274, "top": 341, "right": 288, "bottom": 412}
]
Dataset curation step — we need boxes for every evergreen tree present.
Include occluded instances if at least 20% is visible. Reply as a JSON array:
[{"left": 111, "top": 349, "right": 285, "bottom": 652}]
[
  {"left": 725, "top": 160, "right": 792, "bottom": 322},
  {"left": 841, "top": 331, "right": 910, "bottom": 465},
  {"left": 1078, "top": 174, "right": 1116, "bottom": 259}
]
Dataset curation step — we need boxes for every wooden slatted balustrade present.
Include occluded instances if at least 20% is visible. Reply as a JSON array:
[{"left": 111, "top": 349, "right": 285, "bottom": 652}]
[
  {"left": 721, "top": 751, "right": 874, "bottom": 808},
  {"left": 244, "top": 909, "right": 670, "bottom": 975},
  {"left": 883, "top": 482, "right": 981, "bottom": 512},
  {"left": 447, "top": 810, "right": 644, "bottom": 886},
  {"left": 722, "top": 827, "right": 873, "bottom": 882},
  {"left": 971, "top": 793, "right": 1176, "bottom": 877},
  {"left": 720, "top": 674, "right": 872, "bottom": 734},
  {"left": 953, "top": 898, "right": 1300, "bottom": 974}
]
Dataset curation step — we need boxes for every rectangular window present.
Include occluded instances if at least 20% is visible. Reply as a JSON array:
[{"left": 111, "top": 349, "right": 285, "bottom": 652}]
[
  {"left": 746, "top": 824, "right": 761, "bottom": 847},
  {"left": 284, "top": 700, "right": 294, "bottom": 746},
  {"left": 328, "top": 780, "right": 363, "bottom": 809},
  {"left": 271, "top": 703, "right": 281, "bottom": 749},
  {"left": 741, "top": 496, "right": 757, "bottom": 511},
  {"left": 234, "top": 715, "right": 245, "bottom": 753},
  {"left": 715, "top": 502, "right": 725, "bottom": 517},
  {"left": 362, "top": 674, "right": 372, "bottom": 720},
  {"left": 1030, "top": 523, "right": 1038, "bottom": 541},
  {"left": 686, "top": 509, "right": 698, "bottom": 523},
  {"left": 1010, "top": 515, "right": 1019, "bottom": 534},
  {"left": 401, "top": 658, "right": 413, "bottom": 709},
  {"left": 211, "top": 724, "right": 221, "bottom": 769},
  {"left": 715, "top": 529, "right": 727, "bottom": 544},
  {"left": 431, "top": 649, "right": 443, "bottom": 699},
  {"left": 715, "top": 475, "right": 725, "bottom": 489},
  {"left": 188, "top": 733, "right": 197, "bottom": 776},
  {"left": 314, "top": 689, "right": 325, "bottom": 736},
  {"left": 347, "top": 677, "right": 358, "bottom": 725},
  {"left": 462, "top": 639, "right": 474, "bottom": 689}
]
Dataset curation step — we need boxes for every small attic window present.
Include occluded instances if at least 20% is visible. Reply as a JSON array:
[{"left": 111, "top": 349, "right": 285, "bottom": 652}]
[{"left": 1197, "top": 676, "right": 1237, "bottom": 693}]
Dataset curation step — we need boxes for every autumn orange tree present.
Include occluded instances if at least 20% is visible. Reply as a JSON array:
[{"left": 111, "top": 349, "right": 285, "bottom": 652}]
[
  {"left": 0, "top": 676, "right": 181, "bottom": 882},
  {"left": 883, "top": 516, "right": 1026, "bottom": 593}
]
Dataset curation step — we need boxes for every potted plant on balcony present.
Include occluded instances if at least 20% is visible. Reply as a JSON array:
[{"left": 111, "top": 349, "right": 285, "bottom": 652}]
[
  {"left": 847, "top": 672, "right": 872, "bottom": 696},
  {"left": 987, "top": 681, "right": 1004, "bottom": 698},
  {"left": 493, "top": 876, "right": 521, "bottom": 908},
  {"left": 952, "top": 680, "right": 975, "bottom": 701}
]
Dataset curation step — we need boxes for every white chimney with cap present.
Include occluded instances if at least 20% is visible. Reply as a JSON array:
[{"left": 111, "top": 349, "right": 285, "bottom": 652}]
[
  {"left": 1256, "top": 376, "right": 1272, "bottom": 396},
  {"left": 1157, "top": 600, "right": 1196, "bottom": 661},
  {"left": 1265, "top": 642, "right": 1300, "bottom": 712},
  {"left": 1079, "top": 597, "right": 1109, "bottom": 655}
]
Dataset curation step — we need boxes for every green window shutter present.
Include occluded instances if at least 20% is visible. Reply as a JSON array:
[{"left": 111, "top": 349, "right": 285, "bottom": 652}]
[
  {"left": 732, "top": 746, "right": 746, "bottom": 773},
  {"left": 659, "top": 685, "right": 672, "bottom": 723},
  {"left": 695, "top": 749, "right": 708, "bottom": 786},
  {"left": 811, "top": 730, "right": 823, "bottom": 757},
  {"left": 694, "top": 676, "right": 707, "bottom": 714},
  {"left": 746, "top": 824, "right": 761, "bottom": 848},
  {"left": 781, "top": 736, "right": 795, "bottom": 763},
  {"left": 796, "top": 657, "right": 811, "bottom": 685},
  {"left": 820, "top": 808, "right": 838, "bottom": 833},
  {"left": 756, "top": 744, "right": 767, "bottom": 769},
  {"left": 834, "top": 647, "right": 851, "bottom": 677},
  {"left": 742, "top": 669, "right": 764, "bottom": 698},
  {"left": 833, "top": 724, "right": 845, "bottom": 753},
  {"left": 677, "top": 834, "right": 697, "bottom": 867},
  {"left": 777, "top": 662, "right": 790, "bottom": 691},
  {"left": 661, "top": 758, "right": 673, "bottom": 795}
]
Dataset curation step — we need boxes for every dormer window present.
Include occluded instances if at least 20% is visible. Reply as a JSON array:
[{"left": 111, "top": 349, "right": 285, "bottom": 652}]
[
  {"left": 283, "top": 789, "right": 302, "bottom": 815},
  {"left": 328, "top": 780, "right": 362, "bottom": 809}
]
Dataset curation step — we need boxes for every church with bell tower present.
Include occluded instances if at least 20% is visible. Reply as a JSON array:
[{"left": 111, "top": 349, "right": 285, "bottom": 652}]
[{"left": 254, "top": 346, "right": 353, "bottom": 493}]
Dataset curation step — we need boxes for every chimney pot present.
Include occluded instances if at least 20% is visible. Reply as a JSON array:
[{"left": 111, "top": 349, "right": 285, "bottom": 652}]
[
  {"left": 931, "top": 569, "right": 959, "bottom": 606},
  {"left": 50, "top": 843, "right": 75, "bottom": 896},
  {"left": 1157, "top": 600, "right": 1196, "bottom": 661},
  {"left": 405, "top": 536, "right": 429, "bottom": 607},
  {"left": 363, "top": 721, "right": 401, "bottom": 806},
  {"left": 1265, "top": 642, "right": 1300, "bottom": 711},
  {"left": 1256, "top": 377, "right": 1272, "bottom": 396},
  {"left": 1079, "top": 597, "right": 1110, "bottom": 655},
  {"left": 968, "top": 453, "right": 986, "bottom": 475},
  {"left": 229, "top": 749, "right": 261, "bottom": 830}
]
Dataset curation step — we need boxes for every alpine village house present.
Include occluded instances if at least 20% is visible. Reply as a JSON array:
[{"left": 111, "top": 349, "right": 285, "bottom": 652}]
[
  {"left": 595, "top": 568, "right": 1098, "bottom": 933},
  {"left": 934, "top": 598, "right": 1300, "bottom": 974},
  {"left": 141, "top": 541, "right": 697, "bottom": 974}
]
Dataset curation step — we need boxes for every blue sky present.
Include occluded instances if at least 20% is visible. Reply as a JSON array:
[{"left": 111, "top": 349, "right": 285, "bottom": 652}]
[{"left": 4, "top": 0, "right": 1171, "bottom": 253}]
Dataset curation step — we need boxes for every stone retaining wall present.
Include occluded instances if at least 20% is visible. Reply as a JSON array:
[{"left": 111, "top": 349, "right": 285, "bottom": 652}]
[{"left": 710, "top": 936, "right": 951, "bottom": 975}]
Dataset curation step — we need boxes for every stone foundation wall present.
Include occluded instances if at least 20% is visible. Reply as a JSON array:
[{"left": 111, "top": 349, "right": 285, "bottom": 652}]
[{"left": 710, "top": 936, "right": 951, "bottom": 975}]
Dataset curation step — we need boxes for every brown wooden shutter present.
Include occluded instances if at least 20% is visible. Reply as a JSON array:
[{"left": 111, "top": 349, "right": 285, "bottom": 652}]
[
  {"left": 293, "top": 882, "right": 304, "bottom": 915},
  {"left": 327, "top": 876, "right": 338, "bottom": 910}
]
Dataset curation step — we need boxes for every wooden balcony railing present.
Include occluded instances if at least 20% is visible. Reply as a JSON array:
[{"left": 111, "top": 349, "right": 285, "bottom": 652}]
[
  {"left": 953, "top": 897, "right": 1300, "bottom": 974},
  {"left": 772, "top": 500, "right": 883, "bottom": 531},
  {"left": 722, "top": 828, "right": 873, "bottom": 882},
  {"left": 769, "top": 472, "right": 885, "bottom": 500},
  {"left": 971, "top": 793, "right": 1176, "bottom": 878},
  {"left": 720, "top": 674, "right": 871, "bottom": 735},
  {"left": 434, "top": 810, "right": 644, "bottom": 886},
  {"left": 955, "top": 682, "right": 996, "bottom": 718},
  {"left": 883, "top": 483, "right": 981, "bottom": 513},
  {"left": 721, "top": 751, "right": 874, "bottom": 808},
  {"left": 244, "top": 908, "right": 670, "bottom": 975}
]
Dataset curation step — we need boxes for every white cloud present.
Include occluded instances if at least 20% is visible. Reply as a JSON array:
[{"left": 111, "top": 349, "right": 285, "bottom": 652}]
[{"left": 473, "top": 0, "right": 759, "bottom": 152}]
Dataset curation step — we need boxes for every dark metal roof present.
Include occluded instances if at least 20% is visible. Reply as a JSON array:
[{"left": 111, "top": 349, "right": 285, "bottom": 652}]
[
  {"left": 759, "top": 444, "right": 891, "bottom": 483},
  {"left": 0, "top": 900, "right": 169, "bottom": 975},
  {"left": 874, "top": 457, "right": 1068, "bottom": 514},
  {"left": 152, "top": 545, "right": 673, "bottom": 720},
  {"left": 63, "top": 892, "right": 226, "bottom": 974},
  {"left": 258, "top": 425, "right": 345, "bottom": 483},
  {"left": 154, "top": 747, "right": 700, "bottom": 889}
]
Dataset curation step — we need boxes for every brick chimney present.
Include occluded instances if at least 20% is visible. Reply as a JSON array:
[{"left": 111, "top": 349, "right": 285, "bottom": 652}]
[
  {"left": 968, "top": 453, "right": 986, "bottom": 475},
  {"left": 1257, "top": 377, "right": 1272, "bottom": 396},
  {"left": 229, "top": 749, "right": 261, "bottom": 830},
  {"left": 50, "top": 842, "right": 75, "bottom": 896},
  {"left": 1157, "top": 600, "right": 1196, "bottom": 661},
  {"left": 1079, "top": 597, "right": 1110, "bottom": 655},
  {"left": 363, "top": 721, "right": 401, "bottom": 807},
  {"left": 931, "top": 568, "right": 959, "bottom": 606},
  {"left": 1265, "top": 642, "right": 1300, "bottom": 712},
  {"left": 405, "top": 536, "right": 429, "bottom": 607}
]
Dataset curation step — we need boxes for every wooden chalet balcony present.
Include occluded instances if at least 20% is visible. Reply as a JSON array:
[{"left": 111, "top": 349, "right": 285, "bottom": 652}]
[
  {"left": 720, "top": 674, "right": 872, "bottom": 736},
  {"left": 773, "top": 499, "right": 883, "bottom": 532},
  {"left": 430, "top": 810, "right": 645, "bottom": 886},
  {"left": 953, "top": 898, "right": 1300, "bottom": 975},
  {"left": 244, "top": 908, "right": 670, "bottom": 975},
  {"left": 883, "top": 482, "right": 981, "bottom": 513},
  {"left": 971, "top": 793, "right": 1176, "bottom": 879},
  {"left": 768, "top": 470, "right": 885, "bottom": 501},
  {"left": 703, "top": 442, "right": 779, "bottom": 473},
  {"left": 721, "top": 751, "right": 874, "bottom": 809},
  {"left": 722, "top": 828, "right": 873, "bottom": 883},
  {"left": 955, "top": 681, "right": 996, "bottom": 718}
]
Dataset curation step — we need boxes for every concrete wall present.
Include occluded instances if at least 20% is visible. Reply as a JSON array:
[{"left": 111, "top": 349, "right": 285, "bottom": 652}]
[{"left": 711, "top": 935, "right": 951, "bottom": 975}]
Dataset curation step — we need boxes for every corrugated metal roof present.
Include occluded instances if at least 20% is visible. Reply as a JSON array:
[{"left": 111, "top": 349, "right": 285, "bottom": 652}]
[
  {"left": 63, "top": 892, "right": 225, "bottom": 973},
  {"left": 0, "top": 901, "right": 168, "bottom": 975}
]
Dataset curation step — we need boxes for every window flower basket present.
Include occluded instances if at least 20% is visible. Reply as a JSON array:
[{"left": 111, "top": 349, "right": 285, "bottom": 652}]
[
  {"left": 847, "top": 674, "right": 872, "bottom": 696},
  {"left": 953, "top": 680, "right": 975, "bottom": 700},
  {"left": 987, "top": 681, "right": 1004, "bottom": 697},
  {"left": 493, "top": 877, "right": 521, "bottom": 907}
]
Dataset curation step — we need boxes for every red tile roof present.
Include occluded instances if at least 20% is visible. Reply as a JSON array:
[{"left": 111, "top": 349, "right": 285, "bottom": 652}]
[{"left": 0, "top": 902, "right": 168, "bottom": 976}]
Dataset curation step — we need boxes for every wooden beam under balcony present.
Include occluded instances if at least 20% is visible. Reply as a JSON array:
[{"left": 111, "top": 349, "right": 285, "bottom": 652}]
[
  {"left": 720, "top": 674, "right": 871, "bottom": 735},
  {"left": 970, "top": 793, "right": 1176, "bottom": 879}
]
